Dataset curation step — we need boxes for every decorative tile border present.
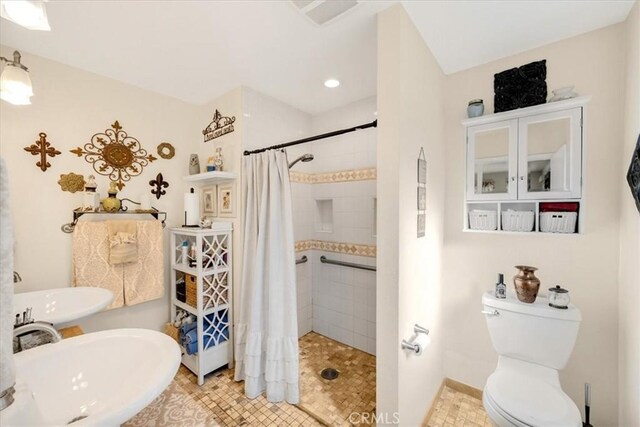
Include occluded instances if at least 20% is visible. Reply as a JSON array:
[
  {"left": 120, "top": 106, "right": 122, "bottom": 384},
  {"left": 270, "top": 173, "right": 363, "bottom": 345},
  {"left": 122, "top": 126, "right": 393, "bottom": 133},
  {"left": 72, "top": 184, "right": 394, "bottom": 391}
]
[
  {"left": 290, "top": 167, "right": 376, "bottom": 184},
  {"left": 295, "top": 239, "right": 376, "bottom": 258}
]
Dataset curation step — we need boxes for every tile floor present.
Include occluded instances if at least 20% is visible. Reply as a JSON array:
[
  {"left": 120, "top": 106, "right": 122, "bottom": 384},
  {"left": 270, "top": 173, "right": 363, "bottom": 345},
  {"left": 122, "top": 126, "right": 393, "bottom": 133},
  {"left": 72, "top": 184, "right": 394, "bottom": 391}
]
[
  {"left": 424, "top": 386, "right": 491, "bottom": 427},
  {"left": 125, "top": 331, "right": 376, "bottom": 427},
  {"left": 298, "top": 332, "right": 376, "bottom": 426}
]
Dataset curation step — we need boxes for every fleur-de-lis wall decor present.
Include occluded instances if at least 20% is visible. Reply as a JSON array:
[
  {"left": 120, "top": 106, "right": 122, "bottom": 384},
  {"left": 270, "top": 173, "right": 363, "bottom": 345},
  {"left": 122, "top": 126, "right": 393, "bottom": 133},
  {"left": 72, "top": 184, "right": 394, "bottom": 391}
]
[
  {"left": 70, "top": 121, "right": 157, "bottom": 190},
  {"left": 149, "top": 173, "right": 169, "bottom": 200},
  {"left": 24, "top": 132, "right": 61, "bottom": 172}
]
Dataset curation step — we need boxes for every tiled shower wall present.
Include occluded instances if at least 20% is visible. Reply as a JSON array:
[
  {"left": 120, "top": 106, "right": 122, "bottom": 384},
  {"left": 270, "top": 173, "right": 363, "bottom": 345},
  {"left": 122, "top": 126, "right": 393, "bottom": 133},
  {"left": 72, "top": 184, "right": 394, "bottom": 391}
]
[{"left": 291, "top": 97, "right": 377, "bottom": 355}]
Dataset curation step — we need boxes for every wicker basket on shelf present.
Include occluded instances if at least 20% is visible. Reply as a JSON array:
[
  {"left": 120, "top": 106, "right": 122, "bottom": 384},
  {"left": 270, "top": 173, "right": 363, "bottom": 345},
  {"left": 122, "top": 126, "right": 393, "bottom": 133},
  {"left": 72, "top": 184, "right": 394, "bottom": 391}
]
[{"left": 164, "top": 323, "right": 179, "bottom": 343}]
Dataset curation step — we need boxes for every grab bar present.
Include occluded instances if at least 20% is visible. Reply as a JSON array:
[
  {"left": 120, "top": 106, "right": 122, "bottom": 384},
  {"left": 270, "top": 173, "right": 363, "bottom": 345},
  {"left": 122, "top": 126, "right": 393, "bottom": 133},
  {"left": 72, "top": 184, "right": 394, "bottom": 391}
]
[
  {"left": 320, "top": 255, "right": 376, "bottom": 272},
  {"left": 296, "top": 255, "right": 308, "bottom": 265}
]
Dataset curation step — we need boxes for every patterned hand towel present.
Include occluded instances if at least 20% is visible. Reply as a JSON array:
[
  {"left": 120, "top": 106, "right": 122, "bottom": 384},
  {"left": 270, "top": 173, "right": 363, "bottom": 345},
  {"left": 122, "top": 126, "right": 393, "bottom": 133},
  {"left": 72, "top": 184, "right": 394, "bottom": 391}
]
[
  {"left": 123, "top": 220, "right": 164, "bottom": 306},
  {"left": 107, "top": 221, "right": 138, "bottom": 265}
]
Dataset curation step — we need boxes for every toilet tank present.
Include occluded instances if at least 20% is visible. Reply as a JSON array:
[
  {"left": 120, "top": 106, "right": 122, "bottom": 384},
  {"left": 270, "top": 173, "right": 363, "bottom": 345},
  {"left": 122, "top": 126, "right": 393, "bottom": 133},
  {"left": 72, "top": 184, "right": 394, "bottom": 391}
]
[{"left": 482, "top": 291, "right": 581, "bottom": 370}]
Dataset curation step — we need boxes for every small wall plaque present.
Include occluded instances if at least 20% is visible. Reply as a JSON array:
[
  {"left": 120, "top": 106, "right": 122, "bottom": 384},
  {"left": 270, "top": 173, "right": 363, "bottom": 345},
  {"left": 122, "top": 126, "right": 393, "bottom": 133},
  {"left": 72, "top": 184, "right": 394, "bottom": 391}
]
[
  {"left": 203, "top": 110, "right": 236, "bottom": 142},
  {"left": 58, "top": 172, "right": 86, "bottom": 193}
]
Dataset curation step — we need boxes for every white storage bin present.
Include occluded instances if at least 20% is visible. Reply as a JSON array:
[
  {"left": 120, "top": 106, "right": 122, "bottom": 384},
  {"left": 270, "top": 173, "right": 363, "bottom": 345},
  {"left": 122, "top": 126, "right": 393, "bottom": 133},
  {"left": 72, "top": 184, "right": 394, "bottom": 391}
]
[
  {"left": 501, "top": 210, "right": 535, "bottom": 232},
  {"left": 469, "top": 210, "right": 497, "bottom": 231},
  {"left": 540, "top": 212, "right": 578, "bottom": 233}
]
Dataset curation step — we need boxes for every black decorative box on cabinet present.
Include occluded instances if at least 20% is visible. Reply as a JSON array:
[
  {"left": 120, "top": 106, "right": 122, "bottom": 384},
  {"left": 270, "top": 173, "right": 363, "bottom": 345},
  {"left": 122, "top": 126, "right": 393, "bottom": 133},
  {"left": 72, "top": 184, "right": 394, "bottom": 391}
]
[{"left": 494, "top": 60, "right": 547, "bottom": 113}]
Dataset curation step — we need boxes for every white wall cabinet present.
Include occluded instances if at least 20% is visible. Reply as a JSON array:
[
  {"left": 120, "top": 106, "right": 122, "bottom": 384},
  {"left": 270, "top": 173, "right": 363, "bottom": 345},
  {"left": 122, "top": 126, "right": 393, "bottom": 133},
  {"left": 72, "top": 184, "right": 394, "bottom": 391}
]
[{"left": 463, "top": 96, "right": 589, "bottom": 234}]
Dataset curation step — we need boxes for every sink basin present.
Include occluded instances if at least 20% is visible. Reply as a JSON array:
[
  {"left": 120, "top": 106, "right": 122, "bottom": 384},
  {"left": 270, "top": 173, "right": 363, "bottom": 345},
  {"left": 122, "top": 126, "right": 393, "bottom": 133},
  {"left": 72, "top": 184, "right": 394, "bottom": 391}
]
[
  {"left": 13, "top": 287, "right": 113, "bottom": 326},
  {"left": 1, "top": 328, "right": 181, "bottom": 426}
]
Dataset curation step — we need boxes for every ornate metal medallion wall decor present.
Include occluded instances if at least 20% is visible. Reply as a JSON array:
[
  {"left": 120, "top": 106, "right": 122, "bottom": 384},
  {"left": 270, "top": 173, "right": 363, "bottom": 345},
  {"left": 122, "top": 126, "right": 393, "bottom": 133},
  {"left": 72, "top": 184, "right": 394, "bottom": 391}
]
[
  {"left": 202, "top": 110, "right": 235, "bottom": 142},
  {"left": 57, "top": 172, "right": 86, "bottom": 193},
  {"left": 627, "top": 134, "right": 640, "bottom": 214},
  {"left": 70, "top": 121, "right": 157, "bottom": 190},
  {"left": 494, "top": 60, "right": 547, "bottom": 113},
  {"left": 157, "top": 142, "right": 175, "bottom": 159},
  {"left": 149, "top": 173, "right": 169, "bottom": 199},
  {"left": 24, "top": 132, "right": 61, "bottom": 172}
]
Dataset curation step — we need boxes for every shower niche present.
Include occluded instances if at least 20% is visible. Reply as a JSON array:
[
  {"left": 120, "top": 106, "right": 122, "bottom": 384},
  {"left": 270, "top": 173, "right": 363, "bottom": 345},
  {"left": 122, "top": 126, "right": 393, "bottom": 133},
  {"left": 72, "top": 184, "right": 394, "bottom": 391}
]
[{"left": 315, "top": 199, "right": 333, "bottom": 233}]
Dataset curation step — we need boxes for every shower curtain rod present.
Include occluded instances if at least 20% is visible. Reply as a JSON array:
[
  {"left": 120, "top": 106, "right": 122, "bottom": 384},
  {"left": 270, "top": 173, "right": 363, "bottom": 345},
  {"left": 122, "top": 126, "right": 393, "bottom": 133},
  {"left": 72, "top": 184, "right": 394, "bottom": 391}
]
[{"left": 243, "top": 119, "right": 377, "bottom": 156}]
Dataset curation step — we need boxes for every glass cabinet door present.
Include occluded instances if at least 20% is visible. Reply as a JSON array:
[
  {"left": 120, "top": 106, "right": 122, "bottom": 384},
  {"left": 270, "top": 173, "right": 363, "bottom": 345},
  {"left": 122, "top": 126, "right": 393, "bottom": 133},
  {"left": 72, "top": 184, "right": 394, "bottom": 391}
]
[
  {"left": 466, "top": 119, "right": 518, "bottom": 200},
  {"left": 517, "top": 108, "right": 582, "bottom": 200}
]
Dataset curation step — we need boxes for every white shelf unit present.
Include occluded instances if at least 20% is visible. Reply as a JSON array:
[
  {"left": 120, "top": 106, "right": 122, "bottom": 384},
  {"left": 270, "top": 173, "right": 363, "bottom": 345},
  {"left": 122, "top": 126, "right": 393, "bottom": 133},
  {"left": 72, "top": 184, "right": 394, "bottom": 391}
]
[
  {"left": 183, "top": 171, "right": 237, "bottom": 186},
  {"left": 170, "top": 224, "right": 233, "bottom": 385},
  {"left": 463, "top": 96, "right": 589, "bottom": 235}
]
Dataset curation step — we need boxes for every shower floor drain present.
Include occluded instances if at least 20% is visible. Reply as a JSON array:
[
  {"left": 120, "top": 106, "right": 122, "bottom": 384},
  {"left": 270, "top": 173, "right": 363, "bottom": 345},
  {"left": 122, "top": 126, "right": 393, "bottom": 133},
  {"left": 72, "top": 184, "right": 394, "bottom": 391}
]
[{"left": 320, "top": 368, "right": 339, "bottom": 380}]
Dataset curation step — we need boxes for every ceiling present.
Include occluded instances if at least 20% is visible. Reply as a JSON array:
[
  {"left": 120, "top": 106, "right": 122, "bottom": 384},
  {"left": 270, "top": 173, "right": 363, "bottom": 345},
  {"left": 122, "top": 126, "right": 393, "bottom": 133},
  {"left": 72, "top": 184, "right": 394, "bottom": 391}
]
[
  {"left": 0, "top": 1, "right": 634, "bottom": 114},
  {"left": 402, "top": 0, "right": 635, "bottom": 75}
]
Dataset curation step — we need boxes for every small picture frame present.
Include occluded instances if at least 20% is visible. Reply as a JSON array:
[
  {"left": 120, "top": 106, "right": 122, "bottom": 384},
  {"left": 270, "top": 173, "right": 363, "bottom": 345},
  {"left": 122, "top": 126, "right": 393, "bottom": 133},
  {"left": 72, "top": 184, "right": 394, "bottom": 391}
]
[
  {"left": 417, "top": 187, "right": 426, "bottom": 210},
  {"left": 417, "top": 147, "right": 427, "bottom": 184},
  {"left": 203, "top": 186, "right": 217, "bottom": 215},
  {"left": 218, "top": 183, "right": 235, "bottom": 218},
  {"left": 417, "top": 213, "right": 426, "bottom": 238}
]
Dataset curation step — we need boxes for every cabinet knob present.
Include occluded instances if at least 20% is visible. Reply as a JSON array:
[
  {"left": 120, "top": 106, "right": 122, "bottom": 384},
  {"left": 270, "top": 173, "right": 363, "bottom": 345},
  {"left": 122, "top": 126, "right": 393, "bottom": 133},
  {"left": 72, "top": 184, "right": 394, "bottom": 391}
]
[
  {"left": 519, "top": 176, "right": 525, "bottom": 181},
  {"left": 510, "top": 177, "right": 515, "bottom": 182}
]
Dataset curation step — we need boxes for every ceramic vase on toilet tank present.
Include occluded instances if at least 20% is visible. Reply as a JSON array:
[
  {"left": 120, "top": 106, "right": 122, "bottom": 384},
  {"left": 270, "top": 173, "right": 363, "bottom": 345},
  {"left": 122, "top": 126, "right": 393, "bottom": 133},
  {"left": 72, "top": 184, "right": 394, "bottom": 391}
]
[{"left": 513, "top": 265, "right": 540, "bottom": 303}]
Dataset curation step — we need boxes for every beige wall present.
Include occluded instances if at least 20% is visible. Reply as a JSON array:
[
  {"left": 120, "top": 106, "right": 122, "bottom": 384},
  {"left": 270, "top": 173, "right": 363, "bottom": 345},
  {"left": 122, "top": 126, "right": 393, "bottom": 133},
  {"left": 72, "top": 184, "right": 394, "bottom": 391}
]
[
  {"left": 194, "top": 87, "right": 244, "bottom": 348},
  {"left": 619, "top": 1, "right": 640, "bottom": 425},
  {"left": 442, "top": 23, "right": 627, "bottom": 425},
  {"left": 378, "top": 5, "right": 446, "bottom": 424},
  {"left": 0, "top": 45, "right": 198, "bottom": 332}
]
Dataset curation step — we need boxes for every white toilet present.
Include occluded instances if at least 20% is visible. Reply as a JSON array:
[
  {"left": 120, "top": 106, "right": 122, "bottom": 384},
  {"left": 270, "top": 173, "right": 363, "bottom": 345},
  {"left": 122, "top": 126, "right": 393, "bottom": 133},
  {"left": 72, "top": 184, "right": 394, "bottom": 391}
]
[{"left": 482, "top": 291, "right": 582, "bottom": 427}]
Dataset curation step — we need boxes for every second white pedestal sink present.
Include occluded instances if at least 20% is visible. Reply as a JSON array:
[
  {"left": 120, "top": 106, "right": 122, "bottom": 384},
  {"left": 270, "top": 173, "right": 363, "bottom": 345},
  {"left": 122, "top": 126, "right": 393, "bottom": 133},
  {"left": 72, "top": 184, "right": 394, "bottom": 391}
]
[
  {"left": 1, "top": 328, "right": 181, "bottom": 426},
  {"left": 14, "top": 287, "right": 113, "bottom": 326}
]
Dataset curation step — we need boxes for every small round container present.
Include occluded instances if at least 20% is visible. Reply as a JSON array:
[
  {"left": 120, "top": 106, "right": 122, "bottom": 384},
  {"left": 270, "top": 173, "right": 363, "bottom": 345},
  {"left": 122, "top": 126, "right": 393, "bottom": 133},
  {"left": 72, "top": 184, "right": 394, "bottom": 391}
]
[
  {"left": 548, "top": 285, "right": 570, "bottom": 309},
  {"left": 467, "top": 99, "right": 484, "bottom": 118}
]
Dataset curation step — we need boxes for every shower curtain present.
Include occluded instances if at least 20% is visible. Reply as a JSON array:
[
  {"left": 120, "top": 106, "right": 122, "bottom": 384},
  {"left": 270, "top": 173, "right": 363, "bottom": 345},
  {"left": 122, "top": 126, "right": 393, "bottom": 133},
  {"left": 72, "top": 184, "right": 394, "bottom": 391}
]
[{"left": 234, "top": 150, "right": 299, "bottom": 404}]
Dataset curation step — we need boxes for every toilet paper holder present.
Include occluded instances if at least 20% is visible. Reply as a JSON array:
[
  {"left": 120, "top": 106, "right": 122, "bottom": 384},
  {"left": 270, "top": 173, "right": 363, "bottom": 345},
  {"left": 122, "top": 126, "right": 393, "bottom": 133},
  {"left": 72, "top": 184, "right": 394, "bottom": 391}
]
[{"left": 401, "top": 324, "right": 430, "bottom": 355}]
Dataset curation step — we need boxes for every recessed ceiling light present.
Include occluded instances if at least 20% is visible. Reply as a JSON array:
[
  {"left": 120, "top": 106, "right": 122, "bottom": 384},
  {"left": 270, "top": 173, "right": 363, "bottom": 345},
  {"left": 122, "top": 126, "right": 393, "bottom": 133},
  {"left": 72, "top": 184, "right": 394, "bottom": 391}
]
[{"left": 324, "top": 79, "right": 340, "bottom": 88}]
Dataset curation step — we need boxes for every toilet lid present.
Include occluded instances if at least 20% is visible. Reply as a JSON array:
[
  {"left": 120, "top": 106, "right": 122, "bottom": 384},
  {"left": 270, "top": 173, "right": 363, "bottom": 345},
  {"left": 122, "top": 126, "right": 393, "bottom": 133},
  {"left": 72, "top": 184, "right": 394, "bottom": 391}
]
[{"left": 486, "top": 371, "right": 582, "bottom": 427}]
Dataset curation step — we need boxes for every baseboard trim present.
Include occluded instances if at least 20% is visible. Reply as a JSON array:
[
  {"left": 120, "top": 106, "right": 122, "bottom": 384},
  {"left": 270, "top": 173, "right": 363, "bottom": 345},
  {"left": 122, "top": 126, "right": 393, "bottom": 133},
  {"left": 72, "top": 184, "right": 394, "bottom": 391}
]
[
  {"left": 444, "top": 377, "right": 483, "bottom": 400},
  {"left": 422, "top": 379, "right": 446, "bottom": 426},
  {"left": 421, "top": 377, "right": 483, "bottom": 426}
]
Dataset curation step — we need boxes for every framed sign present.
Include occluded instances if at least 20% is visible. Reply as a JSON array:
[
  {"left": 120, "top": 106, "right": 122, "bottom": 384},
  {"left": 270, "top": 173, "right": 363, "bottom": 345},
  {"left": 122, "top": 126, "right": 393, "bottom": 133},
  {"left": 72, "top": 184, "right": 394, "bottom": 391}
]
[
  {"left": 417, "top": 213, "right": 426, "bottom": 238},
  {"left": 417, "top": 147, "right": 427, "bottom": 184}
]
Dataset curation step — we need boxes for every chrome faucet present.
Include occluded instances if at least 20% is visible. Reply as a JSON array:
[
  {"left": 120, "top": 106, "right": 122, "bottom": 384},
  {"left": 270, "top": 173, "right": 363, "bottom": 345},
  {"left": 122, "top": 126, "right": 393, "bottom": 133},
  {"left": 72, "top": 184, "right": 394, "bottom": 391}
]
[
  {"left": 13, "top": 321, "right": 62, "bottom": 344},
  {"left": 13, "top": 271, "right": 21, "bottom": 283}
]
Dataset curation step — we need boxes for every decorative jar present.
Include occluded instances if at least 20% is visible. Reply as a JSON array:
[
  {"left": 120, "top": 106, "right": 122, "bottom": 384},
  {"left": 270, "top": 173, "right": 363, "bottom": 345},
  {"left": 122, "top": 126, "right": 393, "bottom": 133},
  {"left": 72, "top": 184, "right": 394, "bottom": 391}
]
[
  {"left": 467, "top": 99, "right": 484, "bottom": 118},
  {"left": 513, "top": 265, "right": 540, "bottom": 303},
  {"left": 548, "top": 285, "right": 570, "bottom": 309}
]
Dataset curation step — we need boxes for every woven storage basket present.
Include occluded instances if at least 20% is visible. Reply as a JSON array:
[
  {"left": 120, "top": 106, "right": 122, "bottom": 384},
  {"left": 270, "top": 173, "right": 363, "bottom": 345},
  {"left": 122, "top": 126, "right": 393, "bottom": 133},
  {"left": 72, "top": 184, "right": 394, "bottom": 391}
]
[
  {"left": 469, "top": 210, "right": 497, "bottom": 231},
  {"left": 540, "top": 212, "right": 578, "bottom": 233},
  {"left": 501, "top": 210, "right": 535, "bottom": 232},
  {"left": 164, "top": 323, "right": 179, "bottom": 343},
  {"left": 185, "top": 274, "right": 211, "bottom": 308}
]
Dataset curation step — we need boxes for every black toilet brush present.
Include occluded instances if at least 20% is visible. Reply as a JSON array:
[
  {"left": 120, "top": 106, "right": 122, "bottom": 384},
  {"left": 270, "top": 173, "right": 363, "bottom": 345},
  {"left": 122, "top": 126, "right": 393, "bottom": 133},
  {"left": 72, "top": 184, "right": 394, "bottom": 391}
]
[{"left": 582, "top": 383, "right": 593, "bottom": 427}]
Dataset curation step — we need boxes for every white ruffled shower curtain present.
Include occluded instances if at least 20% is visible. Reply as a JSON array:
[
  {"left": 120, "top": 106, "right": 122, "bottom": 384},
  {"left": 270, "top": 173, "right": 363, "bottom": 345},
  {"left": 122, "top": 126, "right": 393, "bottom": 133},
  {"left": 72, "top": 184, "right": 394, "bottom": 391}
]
[{"left": 234, "top": 150, "right": 299, "bottom": 403}]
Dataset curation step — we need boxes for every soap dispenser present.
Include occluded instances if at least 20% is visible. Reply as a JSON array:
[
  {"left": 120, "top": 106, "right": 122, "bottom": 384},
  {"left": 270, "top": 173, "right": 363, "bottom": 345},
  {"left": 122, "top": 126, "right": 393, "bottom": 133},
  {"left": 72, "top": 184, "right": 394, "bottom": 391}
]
[{"left": 495, "top": 273, "right": 506, "bottom": 299}]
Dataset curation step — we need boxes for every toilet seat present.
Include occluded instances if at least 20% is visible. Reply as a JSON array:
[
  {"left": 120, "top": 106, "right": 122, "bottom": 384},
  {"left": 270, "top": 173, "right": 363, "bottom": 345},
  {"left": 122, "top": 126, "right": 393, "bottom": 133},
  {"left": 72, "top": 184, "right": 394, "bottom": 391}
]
[{"left": 484, "top": 370, "right": 582, "bottom": 427}]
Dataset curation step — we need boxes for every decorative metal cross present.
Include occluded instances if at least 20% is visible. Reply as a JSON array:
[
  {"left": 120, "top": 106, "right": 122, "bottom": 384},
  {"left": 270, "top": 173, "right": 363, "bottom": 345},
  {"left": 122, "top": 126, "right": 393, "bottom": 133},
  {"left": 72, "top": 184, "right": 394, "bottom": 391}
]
[{"left": 24, "top": 132, "right": 61, "bottom": 172}]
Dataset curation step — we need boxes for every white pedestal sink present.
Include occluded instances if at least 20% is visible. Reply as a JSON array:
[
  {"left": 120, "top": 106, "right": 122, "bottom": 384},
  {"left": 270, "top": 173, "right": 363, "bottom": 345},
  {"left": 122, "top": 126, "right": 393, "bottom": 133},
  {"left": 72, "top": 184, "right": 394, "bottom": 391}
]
[
  {"left": 13, "top": 287, "right": 113, "bottom": 326},
  {"left": 0, "top": 328, "right": 181, "bottom": 426}
]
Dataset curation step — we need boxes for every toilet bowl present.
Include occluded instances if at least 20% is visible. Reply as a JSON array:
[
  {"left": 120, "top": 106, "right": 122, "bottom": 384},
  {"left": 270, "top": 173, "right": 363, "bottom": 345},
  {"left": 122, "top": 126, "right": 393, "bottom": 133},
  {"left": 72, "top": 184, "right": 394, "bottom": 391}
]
[{"left": 482, "top": 291, "right": 582, "bottom": 427}]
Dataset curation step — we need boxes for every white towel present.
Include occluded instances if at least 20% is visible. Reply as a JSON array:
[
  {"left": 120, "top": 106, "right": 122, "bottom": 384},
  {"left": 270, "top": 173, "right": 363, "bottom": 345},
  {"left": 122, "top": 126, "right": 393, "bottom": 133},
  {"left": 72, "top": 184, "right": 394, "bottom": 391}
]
[{"left": 0, "top": 158, "right": 16, "bottom": 395}]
